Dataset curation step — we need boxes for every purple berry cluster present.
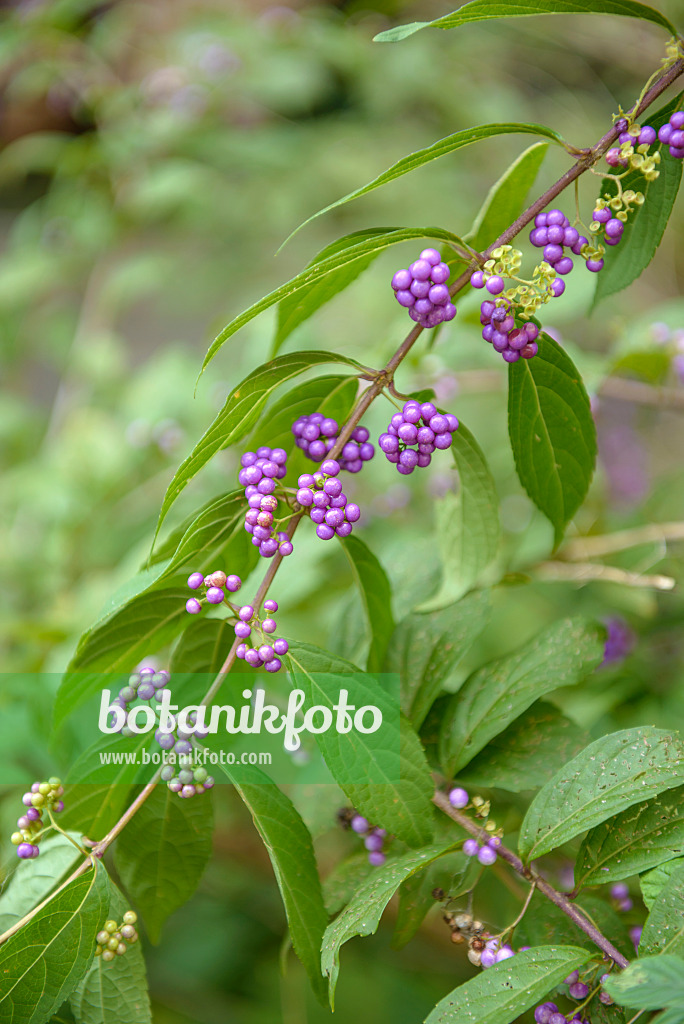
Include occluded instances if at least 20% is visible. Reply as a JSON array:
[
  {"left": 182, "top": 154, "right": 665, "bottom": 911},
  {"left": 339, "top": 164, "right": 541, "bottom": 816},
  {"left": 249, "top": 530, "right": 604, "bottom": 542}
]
[
  {"left": 108, "top": 667, "right": 172, "bottom": 734},
  {"left": 478, "top": 298, "right": 540, "bottom": 362},
  {"left": 186, "top": 570, "right": 242, "bottom": 615},
  {"left": 527, "top": 208, "right": 586, "bottom": 280},
  {"left": 564, "top": 970, "right": 590, "bottom": 1001},
  {"left": 590, "top": 203, "right": 627, "bottom": 259},
  {"left": 350, "top": 812, "right": 388, "bottom": 867},
  {"left": 239, "top": 448, "right": 294, "bottom": 559},
  {"left": 600, "top": 616, "right": 635, "bottom": 668},
  {"left": 610, "top": 881, "right": 633, "bottom": 912},
  {"left": 480, "top": 939, "right": 516, "bottom": 969},
  {"left": 391, "top": 249, "right": 457, "bottom": 329},
  {"left": 379, "top": 400, "right": 457, "bottom": 474},
  {"left": 11, "top": 777, "right": 64, "bottom": 859},
  {"left": 235, "top": 598, "right": 289, "bottom": 672},
  {"left": 534, "top": 1002, "right": 587, "bottom": 1024},
  {"left": 95, "top": 911, "right": 139, "bottom": 963},
  {"left": 296, "top": 459, "right": 360, "bottom": 540},
  {"left": 606, "top": 122, "right": 657, "bottom": 166},
  {"left": 448, "top": 787, "right": 501, "bottom": 866},
  {"left": 292, "top": 413, "right": 375, "bottom": 472},
  {"left": 160, "top": 752, "right": 215, "bottom": 800},
  {"left": 658, "top": 111, "right": 684, "bottom": 157}
]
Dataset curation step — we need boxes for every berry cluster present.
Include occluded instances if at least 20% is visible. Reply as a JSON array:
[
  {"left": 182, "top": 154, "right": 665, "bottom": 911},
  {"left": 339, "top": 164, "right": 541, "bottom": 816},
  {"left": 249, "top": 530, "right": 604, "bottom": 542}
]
[
  {"left": 606, "top": 122, "right": 658, "bottom": 168},
  {"left": 235, "top": 598, "right": 288, "bottom": 672},
  {"left": 391, "top": 249, "right": 457, "bottom": 329},
  {"left": 448, "top": 786, "right": 502, "bottom": 867},
  {"left": 11, "top": 777, "right": 64, "bottom": 859},
  {"left": 296, "top": 460, "right": 360, "bottom": 540},
  {"left": 610, "top": 881, "right": 633, "bottom": 912},
  {"left": 186, "top": 570, "right": 242, "bottom": 615},
  {"left": 528, "top": 208, "right": 584, "bottom": 279},
  {"left": 95, "top": 911, "right": 139, "bottom": 963},
  {"left": 478, "top": 298, "right": 540, "bottom": 363},
  {"left": 160, "top": 754, "right": 215, "bottom": 799},
  {"left": 239, "top": 448, "right": 294, "bottom": 559},
  {"left": 601, "top": 616, "right": 635, "bottom": 667},
  {"left": 379, "top": 400, "right": 457, "bottom": 474},
  {"left": 349, "top": 811, "right": 388, "bottom": 866},
  {"left": 658, "top": 111, "right": 684, "bottom": 158},
  {"left": 108, "top": 668, "right": 171, "bottom": 733},
  {"left": 479, "top": 938, "right": 516, "bottom": 969},
  {"left": 292, "top": 413, "right": 375, "bottom": 472},
  {"left": 534, "top": 1003, "right": 586, "bottom": 1024}
]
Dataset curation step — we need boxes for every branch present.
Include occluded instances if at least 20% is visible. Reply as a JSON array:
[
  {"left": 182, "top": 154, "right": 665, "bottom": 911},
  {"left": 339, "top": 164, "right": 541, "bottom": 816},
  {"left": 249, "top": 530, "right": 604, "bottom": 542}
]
[
  {"left": 533, "top": 560, "right": 676, "bottom": 590},
  {"left": 561, "top": 522, "right": 684, "bottom": 560},
  {"left": 433, "top": 791, "right": 629, "bottom": 969},
  {"left": 598, "top": 376, "right": 684, "bottom": 411}
]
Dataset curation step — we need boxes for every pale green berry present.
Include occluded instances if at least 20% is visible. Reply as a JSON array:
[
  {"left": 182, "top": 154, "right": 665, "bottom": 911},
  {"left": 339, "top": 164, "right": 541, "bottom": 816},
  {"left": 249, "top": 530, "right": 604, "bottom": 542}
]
[
  {"left": 102, "top": 949, "right": 115, "bottom": 962},
  {"left": 104, "top": 920, "right": 118, "bottom": 934},
  {"left": 122, "top": 911, "right": 138, "bottom": 926}
]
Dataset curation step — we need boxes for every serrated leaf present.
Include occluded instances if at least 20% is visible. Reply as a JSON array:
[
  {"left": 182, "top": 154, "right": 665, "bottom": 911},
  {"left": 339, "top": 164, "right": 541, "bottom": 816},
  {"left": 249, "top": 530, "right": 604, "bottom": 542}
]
[
  {"left": 508, "top": 332, "right": 597, "bottom": 546},
  {"left": 341, "top": 536, "right": 395, "bottom": 672},
  {"left": 594, "top": 94, "right": 684, "bottom": 306},
  {"left": 221, "top": 763, "right": 328, "bottom": 1004},
  {"left": 157, "top": 351, "right": 362, "bottom": 540},
  {"left": 252, "top": 374, "right": 358, "bottom": 453},
  {"left": 321, "top": 842, "right": 459, "bottom": 1006},
  {"left": 373, "top": 0, "right": 676, "bottom": 43},
  {"left": 273, "top": 230, "right": 390, "bottom": 354},
  {"left": 439, "top": 617, "right": 603, "bottom": 777},
  {"left": 424, "top": 945, "right": 591, "bottom": 1024},
  {"left": 640, "top": 860, "right": 684, "bottom": 957},
  {"left": 466, "top": 142, "right": 548, "bottom": 252},
  {"left": 202, "top": 229, "right": 467, "bottom": 371},
  {"left": 69, "top": 882, "right": 151, "bottom": 1024},
  {"left": 385, "top": 589, "right": 491, "bottom": 729},
  {"left": 170, "top": 618, "right": 234, "bottom": 674},
  {"left": 519, "top": 728, "right": 684, "bottom": 863},
  {"left": 392, "top": 851, "right": 468, "bottom": 949},
  {"left": 0, "top": 866, "right": 109, "bottom": 1024},
  {"left": 458, "top": 701, "right": 587, "bottom": 793},
  {"left": 283, "top": 126, "right": 564, "bottom": 246},
  {"left": 287, "top": 643, "right": 435, "bottom": 848},
  {"left": 514, "top": 892, "right": 632, "bottom": 960},
  {"left": 0, "top": 833, "right": 85, "bottom": 935},
  {"left": 641, "top": 857, "right": 684, "bottom": 911},
  {"left": 575, "top": 786, "right": 684, "bottom": 888},
  {"left": 604, "top": 955, "right": 684, "bottom": 1009},
  {"left": 113, "top": 786, "right": 213, "bottom": 943},
  {"left": 419, "top": 422, "right": 501, "bottom": 611}
]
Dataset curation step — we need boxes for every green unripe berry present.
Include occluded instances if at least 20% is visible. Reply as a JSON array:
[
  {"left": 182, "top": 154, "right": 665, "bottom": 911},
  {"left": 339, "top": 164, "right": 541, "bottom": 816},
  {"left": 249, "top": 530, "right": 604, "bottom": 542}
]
[
  {"left": 10, "top": 832, "right": 23, "bottom": 845},
  {"left": 31, "top": 794, "right": 45, "bottom": 807},
  {"left": 107, "top": 937, "right": 119, "bottom": 951},
  {"left": 95, "top": 945, "right": 102, "bottom": 956},
  {"left": 193, "top": 767, "right": 208, "bottom": 784},
  {"left": 38, "top": 783, "right": 51, "bottom": 796},
  {"left": 122, "top": 910, "right": 137, "bottom": 925},
  {"left": 116, "top": 942, "right": 127, "bottom": 956},
  {"left": 102, "top": 949, "right": 115, "bottom": 962},
  {"left": 96, "top": 930, "right": 110, "bottom": 945},
  {"left": 113, "top": 932, "right": 122, "bottom": 942},
  {"left": 121, "top": 924, "right": 136, "bottom": 940},
  {"left": 104, "top": 920, "right": 118, "bottom": 934},
  {"left": 48, "top": 777, "right": 61, "bottom": 788}
]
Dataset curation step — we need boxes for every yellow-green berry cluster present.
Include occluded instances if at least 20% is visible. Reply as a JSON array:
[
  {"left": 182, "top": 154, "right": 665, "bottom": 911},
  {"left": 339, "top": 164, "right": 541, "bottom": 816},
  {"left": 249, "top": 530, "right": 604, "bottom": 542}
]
[
  {"left": 95, "top": 911, "right": 139, "bottom": 963},
  {"left": 11, "top": 777, "right": 64, "bottom": 859}
]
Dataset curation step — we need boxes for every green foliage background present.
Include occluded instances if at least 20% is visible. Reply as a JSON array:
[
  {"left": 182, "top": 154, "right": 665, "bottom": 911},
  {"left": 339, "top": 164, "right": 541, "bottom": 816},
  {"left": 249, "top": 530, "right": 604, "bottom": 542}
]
[{"left": 2, "top": 0, "right": 684, "bottom": 1021}]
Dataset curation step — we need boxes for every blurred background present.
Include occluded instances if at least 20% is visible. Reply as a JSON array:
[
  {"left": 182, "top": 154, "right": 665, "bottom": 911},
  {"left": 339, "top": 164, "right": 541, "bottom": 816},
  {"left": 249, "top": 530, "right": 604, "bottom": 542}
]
[{"left": 2, "top": 0, "right": 684, "bottom": 1020}]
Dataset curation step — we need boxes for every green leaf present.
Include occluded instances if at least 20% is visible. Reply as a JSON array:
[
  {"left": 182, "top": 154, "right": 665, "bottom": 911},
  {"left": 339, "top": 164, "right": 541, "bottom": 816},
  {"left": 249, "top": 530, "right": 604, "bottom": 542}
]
[
  {"left": 273, "top": 230, "right": 390, "bottom": 355},
  {"left": 69, "top": 881, "right": 151, "bottom": 1024},
  {"left": 519, "top": 728, "right": 684, "bottom": 863},
  {"left": 170, "top": 617, "right": 235, "bottom": 674},
  {"left": 514, "top": 892, "right": 632, "bottom": 960},
  {"left": 322, "top": 854, "right": 374, "bottom": 916},
  {"left": 158, "top": 490, "right": 253, "bottom": 579},
  {"left": 252, "top": 374, "right": 358, "bottom": 453},
  {"left": 321, "top": 842, "right": 459, "bottom": 1006},
  {"left": 373, "top": 0, "right": 676, "bottom": 43},
  {"left": 466, "top": 142, "right": 548, "bottom": 252},
  {"left": 221, "top": 763, "right": 329, "bottom": 1004},
  {"left": 113, "top": 786, "right": 213, "bottom": 943},
  {"left": 283, "top": 126, "right": 564, "bottom": 246},
  {"left": 641, "top": 858, "right": 684, "bottom": 911},
  {"left": 385, "top": 589, "right": 491, "bottom": 729},
  {"left": 508, "top": 332, "right": 597, "bottom": 547},
  {"left": 157, "top": 351, "right": 361, "bottom": 540},
  {"left": 640, "top": 860, "right": 684, "bottom": 957},
  {"left": 418, "top": 422, "right": 501, "bottom": 611},
  {"left": 575, "top": 785, "right": 684, "bottom": 889},
  {"left": 287, "top": 643, "right": 435, "bottom": 848},
  {"left": 424, "top": 946, "right": 591, "bottom": 1024},
  {"left": 439, "top": 617, "right": 604, "bottom": 777},
  {"left": 0, "top": 833, "right": 85, "bottom": 935},
  {"left": 0, "top": 866, "right": 109, "bottom": 1024},
  {"left": 604, "top": 955, "right": 684, "bottom": 1009},
  {"left": 594, "top": 94, "right": 684, "bottom": 306},
  {"left": 392, "top": 851, "right": 468, "bottom": 949},
  {"left": 203, "top": 229, "right": 466, "bottom": 371},
  {"left": 458, "top": 701, "right": 587, "bottom": 793},
  {"left": 340, "top": 535, "right": 395, "bottom": 672}
]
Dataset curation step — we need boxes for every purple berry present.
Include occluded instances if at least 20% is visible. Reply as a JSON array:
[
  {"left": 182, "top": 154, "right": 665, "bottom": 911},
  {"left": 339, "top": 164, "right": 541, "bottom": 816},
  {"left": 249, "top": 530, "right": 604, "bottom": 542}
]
[
  {"left": 569, "top": 983, "right": 589, "bottom": 1000},
  {"left": 392, "top": 269, "right": 412, "bottom": 291},
  {"left": 186, "top": 598, "right": 202, "bottom": 614},
  {"left": 495, "top": 945, "right": 515, "bottom": 962},
  {"left": 420, "top": 247, "right": 441, "bottom": 265},
  {"left": 351, "top": 815, "right": 369, "bottom": 834},
  {"left": 485, "top": 275, "right": 504, "bottom": 295},
  {"left": 234, "top": 622, "right": 251, "bottom": 639},
  {"left": 555, "top": 256, "right": 573, "bottom": 275},
  {"left": 463, "top": 839, "right": 480, "bottom": 857},
  {"left": 659, "top": 122, "right": 673, "bottom": 143},
  {"left": 187, "top": 572, "right": 204, "bottom": 589},
  {"left": 364, "top": 833, "right": 384, "bottom": 852},
  {"left": 430, "top": 262, "right": 450, "bottom": 284},
  {"left": 206, "top": 587, "right": 225, "bottom": 605},
  {"left": 480, "top": 948, "right": 498, "bottom": 968},
  {"left": 409, "top": 259, "right": 432, "bottom": 281},
  {"left": 478, "top": 845, "right": 497, "bottom": 866},
  {"left": 543, "top": 243, "right": 563, "bottom": 264},
  {"left": 368, "top": 851, "right": 386, "bottom": 867},
  {"left": 551, "top": 279, "right": 565, "bottom": 296},
  {"left": 471, "top": 270, "right": 485, "bottom": 288},
  {"left": 586, "top": 258, "right": 604, "bottom": 272},
  {"left": 448, "top": 787, "right": 468, "bottom": 808}
]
